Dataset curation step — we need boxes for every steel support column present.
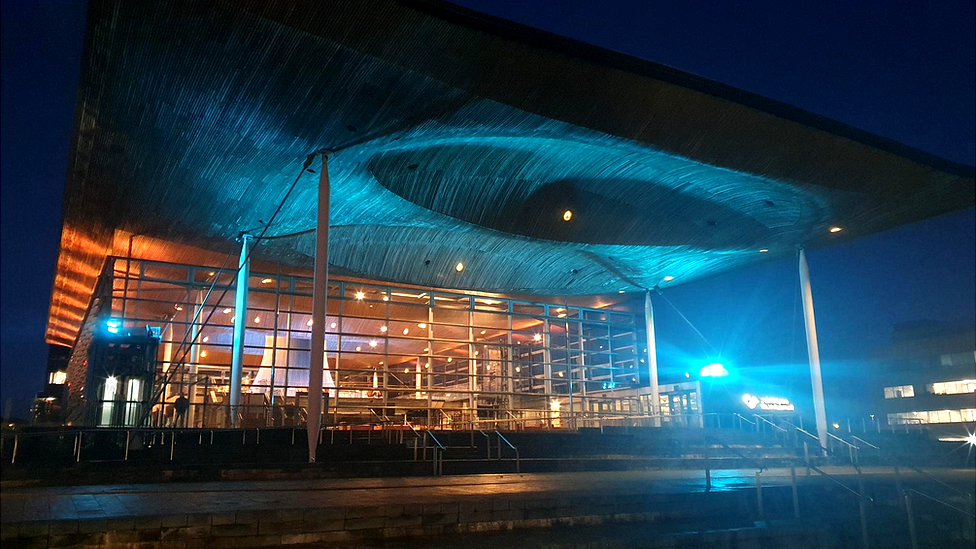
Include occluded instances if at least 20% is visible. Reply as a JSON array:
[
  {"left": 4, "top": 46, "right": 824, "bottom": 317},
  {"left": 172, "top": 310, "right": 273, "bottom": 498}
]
[
  {"left": 308, "top": 153, "right": 331, "bottom": 463},
  {"left": 798, "top": 248, "right": 828, "bottom": 453},
  {"left": 644, "top": 291, "right": 660, "bottom": 427},
  {"left": 229, "top": 235, "right": 251, "bottom": 427}
]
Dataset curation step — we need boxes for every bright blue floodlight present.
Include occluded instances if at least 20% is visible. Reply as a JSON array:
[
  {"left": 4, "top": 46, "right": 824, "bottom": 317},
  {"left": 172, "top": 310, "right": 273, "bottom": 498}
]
[
  {"left": 699, "top": 363, "right": 729, "bottom": 378},
  {"left": 105, "top": 318, "right": 121, "bottom": 334}
]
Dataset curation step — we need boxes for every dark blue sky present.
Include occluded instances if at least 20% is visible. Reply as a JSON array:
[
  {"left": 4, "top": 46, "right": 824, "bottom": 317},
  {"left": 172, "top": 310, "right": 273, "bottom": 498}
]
[{"left": 1, "top": 0, "right": 973, "bottom": 419}]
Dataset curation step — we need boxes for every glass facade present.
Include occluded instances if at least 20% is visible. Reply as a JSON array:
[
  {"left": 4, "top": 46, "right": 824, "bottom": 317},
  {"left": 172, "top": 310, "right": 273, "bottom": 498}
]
[{"left": 85, "top": 256, "right": 646, "bottom": 429}]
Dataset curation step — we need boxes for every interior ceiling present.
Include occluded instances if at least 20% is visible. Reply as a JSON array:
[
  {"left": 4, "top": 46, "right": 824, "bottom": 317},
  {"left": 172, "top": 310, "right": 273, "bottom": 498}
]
[{"left": 47, "top": 0, "right": 975, "bottom": 346}]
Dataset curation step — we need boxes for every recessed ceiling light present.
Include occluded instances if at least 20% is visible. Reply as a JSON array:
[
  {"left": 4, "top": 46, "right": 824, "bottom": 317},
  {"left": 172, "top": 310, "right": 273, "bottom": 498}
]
[
  {"left": 402, "top": 328, "right": 409, "bottom": 335},
  {"left": 480, "top": 330, "right": 486, "bottom": 335},
  {"left": 759, "top": 249, "right": 769, "bottom": 253},
  {"left": 200, "top": 351, "right": 208, "bottom": 358},
  {"left": 355, "top": 346, "right": 362, "bottom": 352},
  {"left": 380, "top": 326, "right": 388, "bottom": 332},
  {"left": 202, "top": 336, "right": 209, "bottom": 343},
  {"left": 355, "top": 291, "right": 365, "bottom": 300},
  {"left": 562, "top": 210, "right": 573, "bottom": 222},
  {"left": 223, "top": 308, "right": 233, "bottom": 314},
  {"left": 307, "top": 319, "right": 313, "bottom": 326},
  {"left": 261, "top": 278, "right": 273, "bottom": 284},
  {"left": 829, "top": 226, "right": 843, "bottom": 233},
  {"left": 663, "top": 276, "right": 675, "bottom": 282},
  {"left": 368, "top": 340, "right": 378, "bottom": 347},
  {"left": 253, "top": 316, "right": 260, "bottom": 323},
  {"left": 330, "top": 322, "right": 336, "bottom": 329},
  {"left": 533, "top": 333, "right": 542, "bottom": 341},
  {"left": 618, "top": 290, "right": 626, "bottom": 294},
  {"left": 418, "top": 323, "right": 427, "bottom": 329},
  {"left": 455, "top": 262, "right": 464, "bottom": 272}
]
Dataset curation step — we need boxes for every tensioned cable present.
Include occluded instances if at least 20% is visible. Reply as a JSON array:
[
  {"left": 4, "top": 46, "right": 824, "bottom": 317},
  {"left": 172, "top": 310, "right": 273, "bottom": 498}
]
[
  {"left": 654, "top": 289, "right": 720, "bottom": 357},
  {"left": 790, "top": 247, "right": 800, "bottom": 365},
  {"left": 144, "top": 153, "right": 320, "bottom": 419}
]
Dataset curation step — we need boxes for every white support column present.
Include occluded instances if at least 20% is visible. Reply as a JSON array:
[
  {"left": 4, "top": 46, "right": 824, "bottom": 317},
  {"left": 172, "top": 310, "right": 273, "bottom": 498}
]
[
  {"left": 798, "top": 248, "right": 829, "bottom": 453},
  {"left": 307, "top": 153, "right": 331, "bottom": 463},
  {"left": 644, "top": 291, "right": 660, "bottom": 427},
  {"left": 229, "top": 235, "right": 251, "bottom": 427}
]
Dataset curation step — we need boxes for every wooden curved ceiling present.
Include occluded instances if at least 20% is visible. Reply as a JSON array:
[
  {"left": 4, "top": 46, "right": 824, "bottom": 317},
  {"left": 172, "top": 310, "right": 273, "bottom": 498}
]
[{"left": 47, "top": 0, "right": 974, "bottom": 346}]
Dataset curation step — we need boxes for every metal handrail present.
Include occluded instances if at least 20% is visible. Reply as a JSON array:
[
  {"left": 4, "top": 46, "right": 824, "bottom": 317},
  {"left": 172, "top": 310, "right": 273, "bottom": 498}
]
[
  {"left": 704, "top": 435, "right": 766, "bottom": 472},
  {"left": 828, "top": 432, "right": 859, "bottom": 449},
  {"left": 477, "top": 429, "right": 492, "bottom": 459},
  {"left": 849, "top": 434, "right": 880, "bottom": 449},
  {"left": 753, "top": 414, "right": 789, "bottom": 433},
  {"left": 496, "top": 431, "right": 520, "bottom": 473},
  {"left": 803, "top": 459, "right": 873, "bottom": 502},
  {"left": 904, "top": 489, "right": 975, "bottom": 518},
  {"left": 733, "top": 413, "right": 756, "bottom": 427}
]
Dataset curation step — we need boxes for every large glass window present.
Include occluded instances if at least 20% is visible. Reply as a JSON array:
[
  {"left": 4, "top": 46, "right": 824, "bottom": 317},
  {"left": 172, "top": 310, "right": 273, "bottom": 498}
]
[
  {"left": 883, "top": 385, "right": 915, "bottom": 399},
  {"left": 928, "top": 380, "right": 976, "bottom": 395}
]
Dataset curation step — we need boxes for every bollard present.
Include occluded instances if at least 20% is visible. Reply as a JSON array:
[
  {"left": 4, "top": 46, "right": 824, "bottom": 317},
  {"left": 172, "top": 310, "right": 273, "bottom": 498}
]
[
  {"left": 904, "top": 492, "right": 918, "bottom": 549},
  {"left": 858, "top": 467, "right": 869, "bottom": 549},
  {"left": 791, "top": 463, "right": 800, "bottom": 518},
  {"left": 756, "top": 471, "right": 763, "bottom": 518}
]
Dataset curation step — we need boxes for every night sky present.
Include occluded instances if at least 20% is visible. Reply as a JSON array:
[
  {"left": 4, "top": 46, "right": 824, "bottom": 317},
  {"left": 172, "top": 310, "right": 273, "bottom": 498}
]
[{"left": 1, "top": 0, "right": 973, "bottom": 419}]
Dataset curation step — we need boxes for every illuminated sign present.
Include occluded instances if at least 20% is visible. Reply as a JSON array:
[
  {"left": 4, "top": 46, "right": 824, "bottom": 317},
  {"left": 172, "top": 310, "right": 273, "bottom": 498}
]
[{"left": 742, "top": 394, "right": 794, "bottom": 411}]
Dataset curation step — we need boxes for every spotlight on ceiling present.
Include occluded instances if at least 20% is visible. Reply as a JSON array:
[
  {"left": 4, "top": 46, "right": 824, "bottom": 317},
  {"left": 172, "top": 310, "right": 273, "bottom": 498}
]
[
  {"left": 355, "top": 291, "right": 365, "bottom": 300},
  {"left": 562, "top": 210, "right": 573, "bottom": 222},
  {"left": 829, "top": 226, "right": 843, "bottom": 233},
  {"left": 663, "top": 275, "right": 675, "bottom": 282},
  {"left": 455, "top": 262, "right": 465, "bottom": 272},
  {"left": 759, "top": 249, "right": 769, "bottom": 253}
]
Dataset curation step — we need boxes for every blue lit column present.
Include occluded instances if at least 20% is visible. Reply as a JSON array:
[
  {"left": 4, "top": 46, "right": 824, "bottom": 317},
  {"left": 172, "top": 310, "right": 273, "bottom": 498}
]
[
  {"left": 644, "top": 291, "right": 660, "bottom": 426},
  {"left": 307, "top": 153, "right": 331, "bottom": 463},
  {"left": 798, "top": 248, "right": 829, "bottom": 453},
  {"left": 229, "top": 235, "right": 252, "bottom": 427}
]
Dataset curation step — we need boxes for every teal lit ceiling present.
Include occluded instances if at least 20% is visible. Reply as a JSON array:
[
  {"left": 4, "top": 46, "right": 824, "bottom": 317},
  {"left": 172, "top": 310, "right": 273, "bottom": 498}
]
[{"left": 48, "top": 0, "right": 974, "bottom": 344}]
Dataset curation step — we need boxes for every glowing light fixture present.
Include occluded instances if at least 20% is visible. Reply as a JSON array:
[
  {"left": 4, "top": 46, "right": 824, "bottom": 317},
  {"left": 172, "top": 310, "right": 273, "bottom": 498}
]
[
  {"left": 402, "top": 328, "right": 409, "bottom": 335},
  {"left": 533, "top": 333, "right": 542, "bottom": 342},
  {"left": 966, "top": 433, "right": 976, "bottom": 446},
  {"left": 480, "top": 330, "right": 486, "bottom": 335},
  {"left": 261, "top": 278, "right": 273, "bottom": 284},
  {"left": 253, "top": 316, "right": 260, "bottom": 323},
  {"left": 699, "top": 363, "right": 729, "bottom": 378},
  {"left": 355, "top": 291, "right": 365, "bottom": 300},
  {"left": 208, "top": 271, "right": 216, "bottom": 276},
  {"left": 174, "top": 304, "right": 184, "bottom": 311},
  {"left": 202, "top": 336, "right": 209, "bottom": 343},
  {"left": 355, "top": 346, "right": 362, "bottom": 352},
  {"left": 105, "top": 319, "right": 121, "bottom": 334},
  {"left": 223, "top": 308, "right": 233, "bottom": 314},
  {"left": 380, "top": 326, "right": 388, "bottom": 332},
  {"left": 829, "top": 226, "right": 843, "bottom": 233},
  {"left": 455, "top": 262, "right": 464, "bottom": 272},
  {"left": 382, "top": 296, "right": 389, "bottom": 301},
  {"left": 200, "top": 351, "right": 208, "bottom": 358},
  {"left": 759, "top": 249, "right": 769, "bottom": 253},
  {"left": 307, "top": 319, "right": 313, "bottom": 326},
  {"left": 618, "top": 290, "right": 626, "bottom": 294},
  {"left": 418, "top": 323, "right": 427, "bottom": 329},
  {"left": 330, "top": 322, "right": 337, "bottom": 329},
  {"left": 368, "top": 340, "right": 378, "bottom": 348},
  {"left": 663, "top": 275, "right": 675, "bottom": 282},
  {"left": 562, "top": 210, "right": 573, "bottom": 222},
  {"left": 447, "top": 357, "right": 453, "bottom": 362}
]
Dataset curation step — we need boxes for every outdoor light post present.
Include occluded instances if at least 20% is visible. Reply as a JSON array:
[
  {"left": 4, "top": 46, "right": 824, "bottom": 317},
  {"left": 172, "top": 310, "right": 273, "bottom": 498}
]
[
  {"left": 798, "top": 247, "right": 829, "bottom": 453},
  {"left": 307, "top": 152, "right": 331, "bottom": 463}
]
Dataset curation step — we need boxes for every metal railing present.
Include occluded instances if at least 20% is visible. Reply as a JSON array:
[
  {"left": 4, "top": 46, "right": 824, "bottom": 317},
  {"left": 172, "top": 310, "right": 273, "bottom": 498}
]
[{"left": 496, "top": 430, "right": 520, "bottom": 473}]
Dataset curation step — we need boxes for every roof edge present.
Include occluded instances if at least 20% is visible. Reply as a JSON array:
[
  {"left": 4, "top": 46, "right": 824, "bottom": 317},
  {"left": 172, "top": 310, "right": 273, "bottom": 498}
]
[{"left": 401, "top": 0, "right": 975, "bottom": 178}]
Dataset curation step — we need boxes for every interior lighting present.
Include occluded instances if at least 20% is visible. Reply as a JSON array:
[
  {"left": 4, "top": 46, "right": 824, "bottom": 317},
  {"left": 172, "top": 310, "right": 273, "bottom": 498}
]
[
  {"left": 356, "top": 346, "right": 362, "bottom": 352},
  {"left": 200, "top": 351, "right": 208, "bottom": 358},
  {"left": 208, "top": 271, "right": 216, "bottom": 276},
  {"left": 261, "top": 278, "right": 273, "bottom": 284},
  {"left": 404, "top": 368, "right": 410, "bottom": 373},
  {"left": 382, "top": 296, "right": 389, "bottom": 301},
  {"left": 447, "top": 357, "right": 453, "bottom": 362},
  {"left": 402, "top": 328, "right": 410, "bottom": 335},
  {"left": 759, "top": 249, "right": 769, "bottom": 253},
  {"left": 253, "top": 316, "right": 260, "bottom": 323},
  {"left": 663, "top": 276, "right": 675, "bottom": 282},
  {"left": 380, "top": 326, "right": 388, "bottom": 332},
  {"left": 424, "top": 363, "right": 430, "bottom": 368},
  {"left": 829, "top": 227, "right": 843, "bottom": 233},
  {"left": 105, "top": 319, "right": 121, "bottom": 334},
  {"left": 515, "top": 367, "right": 521, "bottom": 373},
  {"left": 202, "top": 336, "right": 209, "bottom": 343},
  {"left": 223, "top": 308, "right": 233, "bottom": 314},
  {"left": 684, "top": 372, "right": 690, "bottom": 378},
  {"left": 618, "top": 290, "right": 626, "bottom": 293},
  {"left": 174, "top": 304, "right": 184, "bottom": 311},
  {"left": 455, "top": 262, "right": 464, "bottom": 272},
  {"left": 966, "top": 433, "right": 976, "bottom": 446},
  {"left": 307, "top": 319, "right": 314, "bottom": 326},
  {"left": 480, "top": 330, "right": 486, "bottom": 335},
  {"left": 562, "top": 210, "right": 573, "bottom": 222},
  {"left": 418, "top": 323, "right": 427, "bottom": 329},
  {"left": 330, "top": 322, "right": 337, "bottom": 329},
  {"left": 355, "top": 291, "right": 365, "bottom": 300},
  {"left": 533, "top": 334, "right": 542, "bottom": 341},
  {"left": 368, "top": 340, "right": 378, "bottom": 348}
]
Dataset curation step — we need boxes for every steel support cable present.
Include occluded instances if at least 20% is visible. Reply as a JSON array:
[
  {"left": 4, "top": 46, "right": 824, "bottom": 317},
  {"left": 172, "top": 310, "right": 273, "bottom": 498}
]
[
  {"left": 142, "top": 153, "right": 320, "bottom": 423},
  {"left": 654, "top": 289, "right": 720, "bottom": 357}
]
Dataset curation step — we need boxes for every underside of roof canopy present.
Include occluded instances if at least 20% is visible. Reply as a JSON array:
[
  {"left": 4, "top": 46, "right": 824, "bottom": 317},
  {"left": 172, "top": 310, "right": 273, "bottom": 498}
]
[{"left": 47, "top": 0, "right": 975, "bottom": 346}]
